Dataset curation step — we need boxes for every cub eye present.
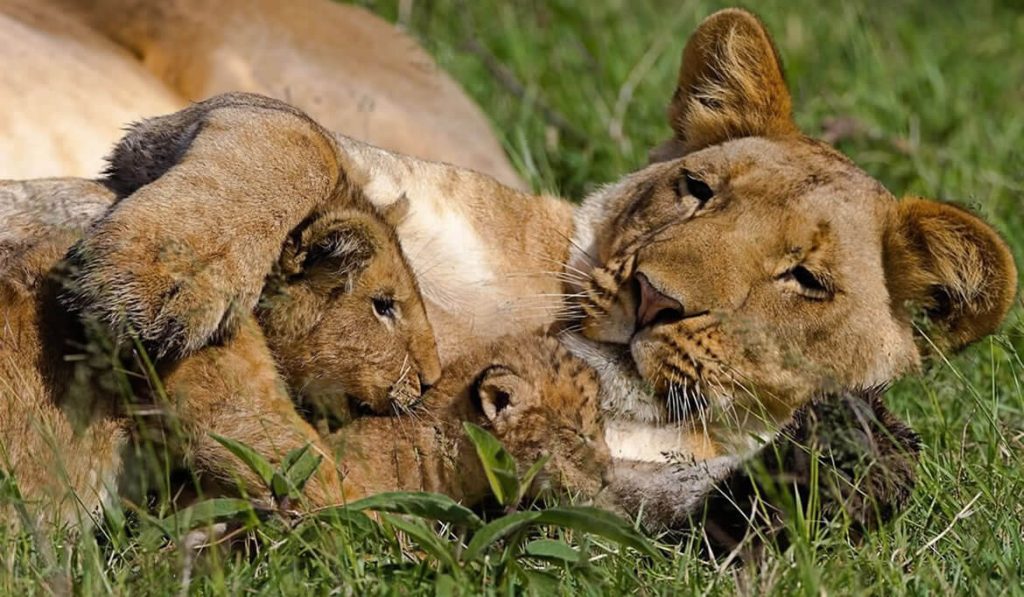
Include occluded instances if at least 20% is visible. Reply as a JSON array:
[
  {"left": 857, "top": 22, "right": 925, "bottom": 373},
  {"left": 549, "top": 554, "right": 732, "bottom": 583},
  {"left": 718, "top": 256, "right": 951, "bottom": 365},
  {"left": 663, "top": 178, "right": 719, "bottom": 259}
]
[
  {"left": 682, "top": 171, "right": 714, "bottom": 204},
  {"left": 780, "top": 265, "right": 832, "bottom": 301},
  {"left": 372, "top": 296, "right": 397, "bottom": 319}
]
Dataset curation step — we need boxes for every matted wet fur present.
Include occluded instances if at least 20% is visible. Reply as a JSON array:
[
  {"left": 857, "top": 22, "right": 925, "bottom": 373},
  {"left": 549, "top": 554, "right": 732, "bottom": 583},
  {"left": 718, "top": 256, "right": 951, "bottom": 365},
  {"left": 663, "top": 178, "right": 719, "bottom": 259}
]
[
  {"left": 51, "top": 11, "right": 1016, "bottom": 539},
  {"left": 0, "top": 170, "right": 440, "bottom": 527},
  {"left": 335, "top": 335, "right": 610, "bottom": 506}
]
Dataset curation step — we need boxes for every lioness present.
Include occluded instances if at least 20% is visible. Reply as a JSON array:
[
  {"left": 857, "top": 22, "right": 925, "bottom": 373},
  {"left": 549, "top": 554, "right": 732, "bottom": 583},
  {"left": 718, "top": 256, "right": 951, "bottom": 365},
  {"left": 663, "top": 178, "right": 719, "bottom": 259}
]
[
  {"left": 336, "top": 335, "right": 610, "bottom": 505},
  {"left": 62, "top": 10, "right": 1017, "bottom": 534},
  {"left": 0, "top": 163, "right": 440, "bottom": 526},
  {"left": 0, "top": 0, "right": 522, "bottom": 188}
]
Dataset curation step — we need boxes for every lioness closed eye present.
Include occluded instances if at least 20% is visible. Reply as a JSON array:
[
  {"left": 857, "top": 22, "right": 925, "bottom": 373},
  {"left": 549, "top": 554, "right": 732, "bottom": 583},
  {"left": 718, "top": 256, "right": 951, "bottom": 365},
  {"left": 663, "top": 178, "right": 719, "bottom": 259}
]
[
  {"left": 0, "top": 165, "right": 440, "bottom": 526},
  {"left": 334, "top": 335, "right": 611, "bottom": 505}
]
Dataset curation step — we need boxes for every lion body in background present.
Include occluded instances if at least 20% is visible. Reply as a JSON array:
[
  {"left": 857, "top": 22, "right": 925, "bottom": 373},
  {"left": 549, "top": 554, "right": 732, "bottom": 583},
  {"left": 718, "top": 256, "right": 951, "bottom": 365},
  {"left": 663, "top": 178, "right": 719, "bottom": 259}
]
[{"left": 0, "top": 0, "right": 522, "bottom": 188}]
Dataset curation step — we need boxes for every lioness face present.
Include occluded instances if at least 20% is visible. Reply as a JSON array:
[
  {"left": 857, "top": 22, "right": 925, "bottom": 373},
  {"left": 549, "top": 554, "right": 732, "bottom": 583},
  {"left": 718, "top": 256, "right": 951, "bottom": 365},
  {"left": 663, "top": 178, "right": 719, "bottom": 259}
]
[
  {"left": 258, "top": 206, "right": 441, "bottom": 420},
  {"left": 573, "top": 137, "right": 915, "bottom": 438},
  {"left": 567, "top": 10, "right": 1016, "bottom": 451}
]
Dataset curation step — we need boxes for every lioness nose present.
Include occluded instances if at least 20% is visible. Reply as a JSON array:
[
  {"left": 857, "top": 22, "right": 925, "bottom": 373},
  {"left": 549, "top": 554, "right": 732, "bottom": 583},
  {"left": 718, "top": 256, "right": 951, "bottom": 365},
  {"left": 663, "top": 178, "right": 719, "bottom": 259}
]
[{"left": 635, "top": 272, "right": 684, "bottom": 330}]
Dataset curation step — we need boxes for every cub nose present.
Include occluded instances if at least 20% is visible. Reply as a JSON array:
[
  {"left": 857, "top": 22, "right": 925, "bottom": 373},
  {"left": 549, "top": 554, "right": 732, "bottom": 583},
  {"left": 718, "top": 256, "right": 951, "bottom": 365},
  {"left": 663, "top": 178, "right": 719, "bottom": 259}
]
[{"left": 635, "top": 272, "right": 684, "bottom": 330}]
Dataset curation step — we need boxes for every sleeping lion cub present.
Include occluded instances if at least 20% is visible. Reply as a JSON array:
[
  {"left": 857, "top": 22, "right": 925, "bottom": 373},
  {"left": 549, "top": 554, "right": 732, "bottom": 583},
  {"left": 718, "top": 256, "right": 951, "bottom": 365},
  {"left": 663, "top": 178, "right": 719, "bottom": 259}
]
[
  {"left": 0, "top": 175, "right": 440, "bottom": 527},
  {"left": 335, "top": 335, "right": 611, "bottom": 505}
]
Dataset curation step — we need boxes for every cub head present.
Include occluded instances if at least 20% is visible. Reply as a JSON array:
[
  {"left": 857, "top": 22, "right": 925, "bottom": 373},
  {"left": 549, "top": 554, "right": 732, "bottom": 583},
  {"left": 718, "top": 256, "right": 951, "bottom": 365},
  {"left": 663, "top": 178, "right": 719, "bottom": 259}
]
[
  {"left": 258, "top": 196, "right": 441, "bottom": 421},
  {"left": 569, "top": 9, "right": 1017, "bottom": 452},
  {"left": 63, "top": 94, "right": 442, "bottom": 421},
  {"left": 452, "top": 335, "right": 611, "bottom": 501}
]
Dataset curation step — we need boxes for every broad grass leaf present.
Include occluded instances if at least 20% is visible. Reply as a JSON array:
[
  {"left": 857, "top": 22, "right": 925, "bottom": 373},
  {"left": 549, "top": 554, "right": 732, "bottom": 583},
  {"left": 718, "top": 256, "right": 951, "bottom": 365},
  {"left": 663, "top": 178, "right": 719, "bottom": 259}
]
[
  {"left": 535, "top": 506, "right": 659, "bottom": 558},
  {"left": 161, "top": 498, "right": 258, "bottom": 532},
  {"left": 524, "top": 539, "right": 581, "bottom": 563},
  {"left": 210, "top": 433, "right": 275, "bottom": 488},
  {"left": 463, "top": 422, "right": 519, "bottom": 507},
  {"left": 306, "top": 507, "right": 378, "bottom": 537},
  {"left": 517, "top": 454, "right": 552, "bottom": 504},
  {"left": 283, "top": 446, "right": 323, "bottom": 494},
  {"left": 463, "top": 511, "right": 543, "bottom": 562},
  {"left": 345, "top": 492, "right": 483, "bottom": 528},
  {"left": 379, "top": 513, "right": 458, "bottom": 570}
]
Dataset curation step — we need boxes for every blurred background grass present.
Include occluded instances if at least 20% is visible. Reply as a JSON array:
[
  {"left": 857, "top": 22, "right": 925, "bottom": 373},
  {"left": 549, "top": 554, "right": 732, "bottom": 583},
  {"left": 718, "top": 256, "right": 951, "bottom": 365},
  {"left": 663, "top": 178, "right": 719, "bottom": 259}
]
[{"left": 355, "top": 0, "right": 1024, "bottom": 592}]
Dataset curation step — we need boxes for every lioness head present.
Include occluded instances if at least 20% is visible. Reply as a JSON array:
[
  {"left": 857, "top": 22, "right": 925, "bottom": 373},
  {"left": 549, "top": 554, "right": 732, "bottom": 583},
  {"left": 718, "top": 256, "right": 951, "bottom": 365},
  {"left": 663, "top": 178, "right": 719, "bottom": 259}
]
[
  {"left": 568, "top": 9, "right": 1017, "bottom": 453},
  {"left": 258, "top": 198, "right": 441, "bottom": 420}
]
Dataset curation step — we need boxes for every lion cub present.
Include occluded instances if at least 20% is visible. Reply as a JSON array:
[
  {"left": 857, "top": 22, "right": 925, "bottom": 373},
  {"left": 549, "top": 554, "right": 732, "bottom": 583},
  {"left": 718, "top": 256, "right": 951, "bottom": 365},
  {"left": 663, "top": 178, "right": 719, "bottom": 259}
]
[
  {"left": 0, "top": 178, "right": 440, "bottom": 527},
  {"left": 334, "top": 335, "right": 611, "bottom": 505}
]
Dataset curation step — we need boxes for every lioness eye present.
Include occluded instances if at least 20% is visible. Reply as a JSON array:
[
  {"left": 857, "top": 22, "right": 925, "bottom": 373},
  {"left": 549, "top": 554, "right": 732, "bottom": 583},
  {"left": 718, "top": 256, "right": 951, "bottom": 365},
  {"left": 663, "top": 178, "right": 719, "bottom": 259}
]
[
  {"left": 372, "top": 296, "right": 396, "bottom": 319},
  {"left": 782, "top": 266, "right": 832, "bottom": 300},
  {"left": 683, "top": 171, "right": 714, "bottom": 203}
]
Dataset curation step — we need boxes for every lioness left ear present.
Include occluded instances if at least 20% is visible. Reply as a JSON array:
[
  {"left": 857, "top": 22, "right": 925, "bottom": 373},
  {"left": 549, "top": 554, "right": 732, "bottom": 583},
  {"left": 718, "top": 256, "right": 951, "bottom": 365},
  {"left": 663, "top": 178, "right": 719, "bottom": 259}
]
[
  {"left": 651, "top": 9, "right": 798, "bottom": 162},
  {"left": 474, "top": 365, "right": 530, "bottom": 427},
  {"left": 885, "top": 197, "right": 1018, "bottom": 352}
]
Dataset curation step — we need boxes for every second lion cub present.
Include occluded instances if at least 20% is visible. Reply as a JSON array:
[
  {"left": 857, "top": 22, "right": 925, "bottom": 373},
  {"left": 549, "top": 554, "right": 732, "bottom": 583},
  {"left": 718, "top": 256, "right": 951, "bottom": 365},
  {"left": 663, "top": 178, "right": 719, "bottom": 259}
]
[{"left": 335, "top": 335, "right": 612, "bottom": 505}]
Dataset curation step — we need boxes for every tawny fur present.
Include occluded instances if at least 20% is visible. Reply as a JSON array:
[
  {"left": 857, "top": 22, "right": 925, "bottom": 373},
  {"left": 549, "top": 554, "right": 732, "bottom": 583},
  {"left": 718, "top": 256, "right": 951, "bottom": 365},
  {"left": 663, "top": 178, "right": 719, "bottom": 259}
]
[
  {"left": 0, "top": 173, "right": 441, "bottom": 528},
  {"left": 11, "top": 10, "right": 1017, "bottom": 534},
  {"left": 0, "top": 0, "right": 522, "bottom": 188},
  {"left": 335, "top": 335, "right": 610, "bottom": 506}
]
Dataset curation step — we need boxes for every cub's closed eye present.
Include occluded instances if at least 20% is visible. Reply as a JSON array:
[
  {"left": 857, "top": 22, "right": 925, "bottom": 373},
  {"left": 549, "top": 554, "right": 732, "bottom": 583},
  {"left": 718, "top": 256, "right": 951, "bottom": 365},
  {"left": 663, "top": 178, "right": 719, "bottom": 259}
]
[
  {"left": 779, "top": 265, "right": 833, "bottom": 300},
  {"left": 372, "top": 296, "right": 396, "bottom": 318},
  {"left": 682, "top": 171, "right": 714, "bottom": 203}
]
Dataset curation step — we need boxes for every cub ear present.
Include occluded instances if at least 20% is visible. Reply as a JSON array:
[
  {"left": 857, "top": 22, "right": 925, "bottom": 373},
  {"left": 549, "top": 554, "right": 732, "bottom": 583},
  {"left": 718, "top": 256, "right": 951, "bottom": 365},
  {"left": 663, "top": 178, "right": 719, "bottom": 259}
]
[
  {"left": 474, "top": 365, "right": 531, "bottom": 427},
  {"left": 885, "top": 197, "right": 1018, "bottom": 352},
  {"left": 281, "top": 210, "right": 380, "bottom": 284},
  {"left": 651, "top": 9, "right": 798, "bottom": 161}
]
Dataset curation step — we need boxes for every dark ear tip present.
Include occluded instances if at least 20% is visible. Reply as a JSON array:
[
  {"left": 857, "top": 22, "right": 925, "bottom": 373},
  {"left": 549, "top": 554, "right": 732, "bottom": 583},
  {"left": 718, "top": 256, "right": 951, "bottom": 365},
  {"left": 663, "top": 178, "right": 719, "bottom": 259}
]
[
  {"left": 102, "top": 92, "right": 322, "bottom": 199},
  {"left": 102, "top": 110, "right": 205, "bottom": 198}
]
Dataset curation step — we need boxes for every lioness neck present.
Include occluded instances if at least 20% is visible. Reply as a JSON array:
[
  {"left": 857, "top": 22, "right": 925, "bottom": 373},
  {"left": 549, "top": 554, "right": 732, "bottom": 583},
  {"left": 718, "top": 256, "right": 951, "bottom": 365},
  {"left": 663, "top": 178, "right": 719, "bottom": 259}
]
[{"left": 333, "top": 399, "right": 492, "bottom": 505}]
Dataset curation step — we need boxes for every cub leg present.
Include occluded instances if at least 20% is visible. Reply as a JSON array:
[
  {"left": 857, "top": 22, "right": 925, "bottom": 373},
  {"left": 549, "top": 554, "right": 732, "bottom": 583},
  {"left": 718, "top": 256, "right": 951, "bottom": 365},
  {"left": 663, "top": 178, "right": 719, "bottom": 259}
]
[{"left": 153, "top": 317, "right": 345, "bottom": 508}]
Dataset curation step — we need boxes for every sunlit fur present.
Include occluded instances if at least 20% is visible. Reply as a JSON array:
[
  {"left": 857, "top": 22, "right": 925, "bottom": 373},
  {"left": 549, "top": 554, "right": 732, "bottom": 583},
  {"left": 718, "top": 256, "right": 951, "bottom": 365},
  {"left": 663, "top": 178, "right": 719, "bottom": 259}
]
[
  {"left": 335, "top": 335, "right": 610, "bottom": 505},
  {"left": 0, "top": 174, "right": 440, "bottom": 528}
]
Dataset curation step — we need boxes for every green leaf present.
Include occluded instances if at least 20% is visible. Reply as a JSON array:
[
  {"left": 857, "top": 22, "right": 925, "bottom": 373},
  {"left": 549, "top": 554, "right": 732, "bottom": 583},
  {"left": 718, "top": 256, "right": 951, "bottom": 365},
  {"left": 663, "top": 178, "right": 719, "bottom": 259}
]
[
  {"left": 463, "top": 511, "right": 542, "bottom": 562},
  {"left": 524, "top": 539, "right": 581, "bottom": 563},
  {"left": 161, "top": 498, "right": 259, "bottom": 532},
  {"left": 535, "top": 506, "right": 660, "bottom": 558},
  {"left": 283, "top": 446, "right": 323, "bottom": 495},
  {"left": 518, "top": 567, "right": 562, "bottom": 594},
  {"left": 463, "top": 422, "right": 519, "bottom": 507},
  {"left": 434, "top": 573, "right": 458, "bottom": 597},
  {"left": 346, "top": 492, "right": 483, "bottom": 529},
  {"left": 308, "top": 507, "right": 378, "bottom": 537},
  {"left": 210, "top": 433, "right": 275, "bottom": 488},
  {"left": 379, "top": 513, "right": 458, "bottom": 570},
  {"left": 516, "top": 454, "right": 551, "bottom": 504}
]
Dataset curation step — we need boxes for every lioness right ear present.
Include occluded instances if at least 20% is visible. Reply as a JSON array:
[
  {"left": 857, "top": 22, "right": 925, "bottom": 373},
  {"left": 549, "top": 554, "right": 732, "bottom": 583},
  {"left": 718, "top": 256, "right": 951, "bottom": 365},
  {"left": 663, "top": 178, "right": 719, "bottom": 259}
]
[
  {"left": 885, "top": 197, "right": 1018, "bottom": 352},
  {"left": 650, "top": 9, "right": 798, "bottom": 162},
  {"left": 65, "top": 92, "right": 343, "bottom": 358}
]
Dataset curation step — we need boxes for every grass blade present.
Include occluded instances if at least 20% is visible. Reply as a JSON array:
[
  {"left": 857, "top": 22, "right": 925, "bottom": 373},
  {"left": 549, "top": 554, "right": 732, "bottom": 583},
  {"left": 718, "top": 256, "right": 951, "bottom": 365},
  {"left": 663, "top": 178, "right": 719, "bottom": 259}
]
[
  {"left": 535, "top": 506, "right": 659, "bottom": 558},
  {"left": 463, "top": 511, "right": 542, "bottom": 562},
  {"left": 344, "top": 491, "right": 483, "bottom": 528}
]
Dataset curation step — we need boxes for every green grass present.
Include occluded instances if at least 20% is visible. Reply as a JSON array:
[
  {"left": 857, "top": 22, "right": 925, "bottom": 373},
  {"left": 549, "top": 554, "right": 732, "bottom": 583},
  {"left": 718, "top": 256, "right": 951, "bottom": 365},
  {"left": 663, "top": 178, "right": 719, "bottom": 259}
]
[{"left": 4, "top": 0, "right": 1024, "bottom": 594}]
